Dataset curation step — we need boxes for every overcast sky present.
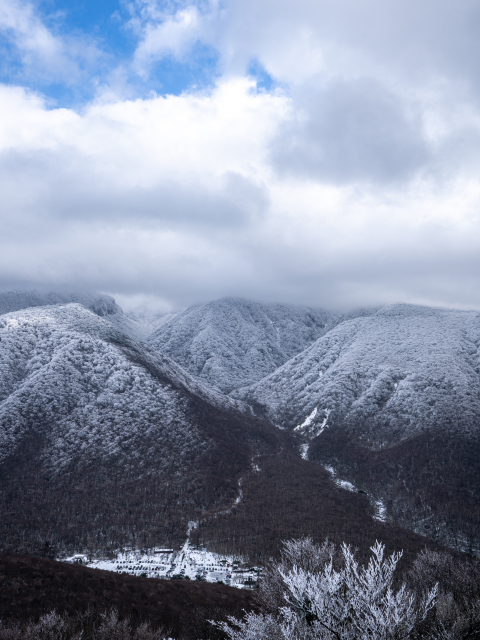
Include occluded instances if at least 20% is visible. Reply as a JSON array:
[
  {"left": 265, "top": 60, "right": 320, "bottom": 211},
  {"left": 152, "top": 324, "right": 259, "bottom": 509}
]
[{"left": 2, "top": 0, "right": 480, "bottom": 313}]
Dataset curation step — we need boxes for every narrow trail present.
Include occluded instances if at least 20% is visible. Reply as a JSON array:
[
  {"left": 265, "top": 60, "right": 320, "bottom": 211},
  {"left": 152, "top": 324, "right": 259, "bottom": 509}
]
[{"left": 182, "top": 453, "right": 265, "bottom": 544}]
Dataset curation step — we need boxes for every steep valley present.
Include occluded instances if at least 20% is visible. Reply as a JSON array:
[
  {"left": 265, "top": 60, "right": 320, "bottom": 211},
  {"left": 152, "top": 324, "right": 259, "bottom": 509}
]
[{"left": 0, "top": 293, "right": 479, "bottom": 566}]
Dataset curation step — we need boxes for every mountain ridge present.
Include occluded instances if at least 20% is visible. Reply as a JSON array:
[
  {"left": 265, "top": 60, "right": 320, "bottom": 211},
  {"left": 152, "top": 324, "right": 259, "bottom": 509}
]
[
  {"left": 147, "top": 297, "right": 347, "bottom": 393},
  {"left": 232, "top": 302, "right": 480, "bottom": 553},
  {"left": 0, "top": 302, "right": 278, "bottom": 557},
  {"left": 233, "top": 302, "right": 480, "bottom": 440},
  {"left": 1, "top": 293, "right": 479, "bottom": 561}
]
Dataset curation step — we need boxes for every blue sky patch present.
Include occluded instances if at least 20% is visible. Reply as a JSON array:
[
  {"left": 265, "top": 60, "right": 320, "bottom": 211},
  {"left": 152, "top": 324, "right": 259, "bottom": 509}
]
[
  {"left": 0, "top": 0, "right": 222, "bottom": 104},
  {"left": 247, "top": 59, "right": 275, "bottom": 92},
  {"left": 147, "top": 42, "right": 220, "bottom": 96}
]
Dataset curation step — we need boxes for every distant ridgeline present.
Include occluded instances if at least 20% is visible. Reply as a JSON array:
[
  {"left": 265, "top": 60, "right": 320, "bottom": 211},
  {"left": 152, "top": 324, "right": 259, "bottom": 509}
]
[{"left": 0, "top": 292, "right": 479, "bottom": 561}]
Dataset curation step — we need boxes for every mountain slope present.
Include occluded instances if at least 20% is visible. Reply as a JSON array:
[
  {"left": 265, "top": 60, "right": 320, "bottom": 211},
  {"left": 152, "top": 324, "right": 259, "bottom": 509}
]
[
  {"left": 0, "top": 303, "right": 276, "bottom": 556},
  {"left": 0, "top": 303, "right": 207, "bottom": 473},
  {"left": 233, "top": 303, "right": 480, "bottom": 437},
  {"left": 0, "top": 290, "right": 122, "bottom": 317},
  {"left": 0, "top": 301, "right": 443, "bottom": 565},
  {"left": 148, "top": 297, "right": 342, "bottom": 393},
  {"left": 0, "top": 289, "right": 150, "bottom": 341},
  {"left": 233, "top": 303, "right": 480, "bottom": 553}
]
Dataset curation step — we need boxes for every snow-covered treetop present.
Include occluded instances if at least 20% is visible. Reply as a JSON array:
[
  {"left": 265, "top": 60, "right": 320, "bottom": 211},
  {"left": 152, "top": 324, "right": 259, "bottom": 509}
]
[{"left": 0, "top": 289, "right": 121, "bottom": 317}]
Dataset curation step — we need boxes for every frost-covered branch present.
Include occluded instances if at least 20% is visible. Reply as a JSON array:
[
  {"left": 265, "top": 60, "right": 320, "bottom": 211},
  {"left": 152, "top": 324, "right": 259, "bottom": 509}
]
[{"left": 218, "top": 539, "right": 437, "bottom": 640}]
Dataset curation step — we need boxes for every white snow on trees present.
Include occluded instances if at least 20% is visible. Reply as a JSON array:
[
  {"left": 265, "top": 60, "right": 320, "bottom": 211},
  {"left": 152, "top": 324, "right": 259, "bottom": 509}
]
[
  {"left": 0, "top": 289, "right": 150, "bottom": 341},
  {"left": 217, "top": 539, "right": 437, "bottom": 640},
  {"left": 148, "top": 298, "right": 343, "bottom": 393},
  {"left": 234, "top": 303, "right": 480, "bottom": 445},
  {"left": 0, "top": 304, "right": 210, "bottom": 474}
]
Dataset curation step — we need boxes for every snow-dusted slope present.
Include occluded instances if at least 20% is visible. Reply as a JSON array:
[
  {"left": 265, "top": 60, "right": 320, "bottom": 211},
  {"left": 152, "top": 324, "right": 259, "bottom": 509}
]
[
  {"left": 148, "top": 297, "right": 342, "bottom": 393},
  {"left": 1, "top": 299, "right": 476, "bottom": 559},
  {"left": 234, "top": 303, "right": 480, "bottom": 443},
  {"left": 0, "top": 290, "right": 150, "bottom": 341},
  {"left": 127, "top": 310, "right": 177, "bottom": 336},
  {"left": 233, "top": 303, "right": 480, "bottom": 553},
  {"left": 0, "top": 302, "right": 273, "bottom": 557},
  {"left": 0, "top": 290, "right": 122, "bottom": 317},
  {"left": 0, "top": 303, "right": 208, "bottom": 472}
]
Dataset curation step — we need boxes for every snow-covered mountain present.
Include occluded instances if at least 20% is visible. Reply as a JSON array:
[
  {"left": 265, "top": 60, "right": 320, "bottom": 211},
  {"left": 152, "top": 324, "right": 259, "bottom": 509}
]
[
  {"left": 148, "top": 297, "right": 342, "bottom": 393},
  {"left": 0, "top": 303, "right": 206, "bottom": 472},
  {"left": 233, "top": 303, "right": 480, "bottom": 440},
  {"left": 0, "top": 302, "right": 275, "bottom": 557},
  {"left": 2, "top": 295, "right": 479, "bottom": 561},
  {"left": 0, "top": 297, "right": 433, "bottom": 564},
  {"left": 0, "top": 289, "right": 122, "bottom": 317},
  {"left": 0, "top": 289, "right": 150, "bottom": 341},
  {"left": 233, "top": 303, "right": 480, "bottom": 553}
]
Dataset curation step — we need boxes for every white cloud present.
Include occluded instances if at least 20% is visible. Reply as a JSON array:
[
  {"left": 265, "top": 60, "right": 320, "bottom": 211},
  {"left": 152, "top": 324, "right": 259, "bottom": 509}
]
[
  {"left": 2, "top": 77, "right": 480, "bottom": 311},
  {"left": 3, "top": 0, "right": 480, "bottom": 311},
  {"left": 0, "top": 0, "right": 102, "bottom": 86},
  {"left": 132, "top": 5, "right": 204, "bottom": 76}
]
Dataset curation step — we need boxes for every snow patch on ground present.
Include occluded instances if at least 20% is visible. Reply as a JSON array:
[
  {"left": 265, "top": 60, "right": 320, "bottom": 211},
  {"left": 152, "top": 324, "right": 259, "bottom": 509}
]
[
  {"left": 316, "top": 409, "right": 331, "bottom": 436},
  {"left": 325, "top": 465, "right": 357, "bottom": 492},
  {"left": 374, "top": 500, "right": 388, "bottom": 522},
  {"left": 233, "top": 479, "right": 244, "bottom": 505},
  {"left": 294, "top": 407, "right": 330, "bottom": 439},
  {"left": 64, "top": 532, "right": 263, "bottom": 589},
  {"left": 295, "top": 407, "right": 317, "bottom": 431},
  {"left": 325, "top": 465, "right": 388, "bottom": 522}
]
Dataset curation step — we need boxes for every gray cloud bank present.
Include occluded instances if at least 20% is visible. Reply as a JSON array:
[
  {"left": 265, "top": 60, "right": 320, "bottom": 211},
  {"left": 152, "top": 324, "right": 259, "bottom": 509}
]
[{"left": 270, "top": 78, "right": 430, "bottom": 184}]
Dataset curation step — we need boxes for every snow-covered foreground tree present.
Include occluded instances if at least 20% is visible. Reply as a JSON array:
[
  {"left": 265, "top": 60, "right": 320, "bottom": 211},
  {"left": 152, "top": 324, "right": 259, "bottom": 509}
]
[{"left": 216, "top": 539, "right": 437, "bottom": 640}]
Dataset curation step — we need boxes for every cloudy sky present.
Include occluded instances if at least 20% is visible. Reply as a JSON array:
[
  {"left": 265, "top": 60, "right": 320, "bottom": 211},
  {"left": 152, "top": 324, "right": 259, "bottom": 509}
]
[{"left": 1, "top": 0, "right": 480, "bottom": 313}]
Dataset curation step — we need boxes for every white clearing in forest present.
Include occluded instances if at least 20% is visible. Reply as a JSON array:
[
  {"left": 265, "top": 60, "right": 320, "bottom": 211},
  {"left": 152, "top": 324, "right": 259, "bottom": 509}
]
[
  {"left": 316, "top": 409, "right": 330, "bottom": 436},
  {"left": 64, "top": 525, "right": 263, "bottom": 589}
]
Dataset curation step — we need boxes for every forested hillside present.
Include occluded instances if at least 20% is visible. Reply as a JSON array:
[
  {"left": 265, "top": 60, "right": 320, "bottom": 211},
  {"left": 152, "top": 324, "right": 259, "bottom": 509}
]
[
  {"left": 0, "top": 552, "right": 254, "bottom": 638},
  {"left": 0, "top": 289, "right": 150, "bottom": 340},
  {"left": 148, "top": 297, "right": 344, "bottom": 393},
  {"left": 1, "top": 295, "right": 479, "bottom": 564},
  {"left": 0, "top": 303, "right": 279, "bottom": 557},
  {"left": 233, "top": 303, "right": 480, "bottom": 553}
]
